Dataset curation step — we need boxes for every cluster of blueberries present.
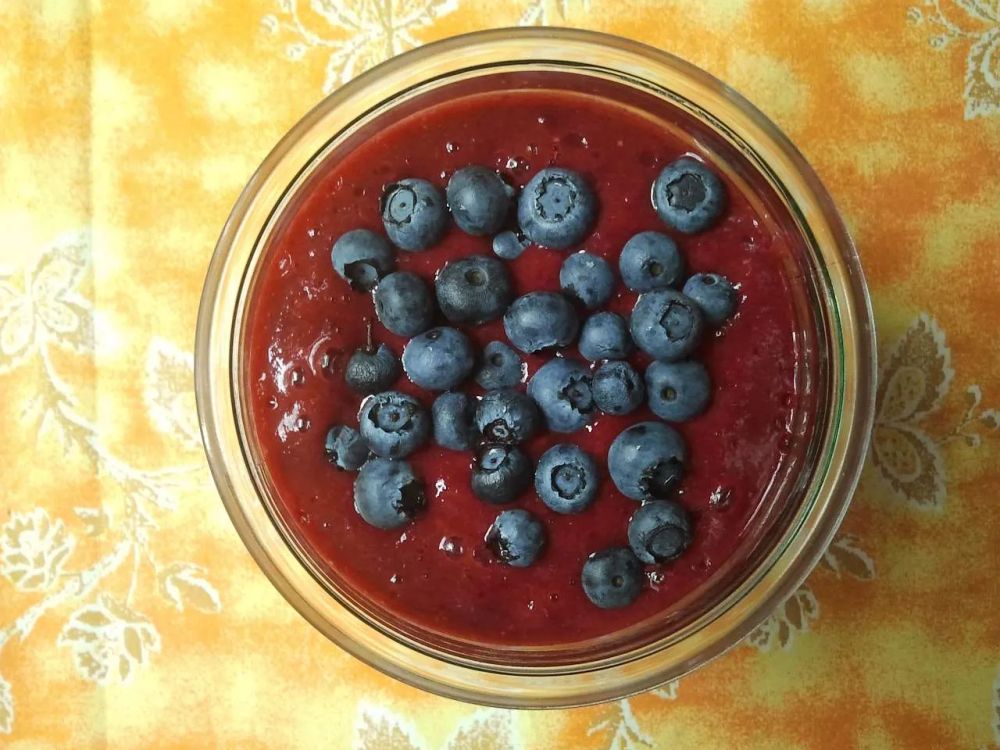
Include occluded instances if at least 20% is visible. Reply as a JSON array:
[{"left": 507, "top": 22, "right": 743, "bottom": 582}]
[{"left": 324, "top": 157, "right": 736, "bottom": 609}]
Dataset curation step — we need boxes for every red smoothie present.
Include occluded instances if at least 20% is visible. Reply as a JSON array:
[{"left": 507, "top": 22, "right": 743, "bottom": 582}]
[{"left": 244, "top": 87, "right": 812, "bottom": 649}]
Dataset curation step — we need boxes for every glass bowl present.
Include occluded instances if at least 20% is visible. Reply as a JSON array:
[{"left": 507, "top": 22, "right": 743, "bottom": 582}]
[{"left": 195, "top": 28, "right": 876, "bottom": 708}]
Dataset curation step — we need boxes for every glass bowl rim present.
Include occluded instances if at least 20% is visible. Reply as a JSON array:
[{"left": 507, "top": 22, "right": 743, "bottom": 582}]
[{"left": 195, "top": 27, "right": 876, "bottom": 708}]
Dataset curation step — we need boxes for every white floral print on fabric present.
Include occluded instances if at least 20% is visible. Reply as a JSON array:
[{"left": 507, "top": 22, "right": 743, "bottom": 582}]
[
  {"left": 518, "top": 0, "right": 591, "bottom": 25},
  {"left": 821, "top": 534, "right": 877, "bottom": 581},
  {"left": 145, "top": 337, "right": 201, "bottom": 450},
  {"left": 746, "top": 585, "right": 820, "bottom": 653},
  {"left": 0, "top": 232, "right": 220, "bottom": 735},
  {"left": 745, "top": 532, "right": 877, "bottom": 653},
  {"left": 907, "top": 0, "right": 1000, "bottom": 119},
  {"left": 992, "top": 664, "right": 1000, "bottom": 745},
  {"left": 1, "top": 509, "right": 76, "bottom": 592},
  {"left": 57, "top": 594, "right": 162, "bottom": 686},
  {"left": 354, "top": 704, "right": 521, "bottom": 750},
  {"left": 872, "top": 313, "right": 998, "bottom": 509},
  {"left": 262, "top": 0, "right": 459, "bottom": 92},
  {"left": 0, "top": 231, "right": 92, "bottom": 372},
  {"left": 0, "top": 674, "right": 11, "bottom": 735},
  {"left": 587, "top": 683, "right": 679, "bottom": 750}
]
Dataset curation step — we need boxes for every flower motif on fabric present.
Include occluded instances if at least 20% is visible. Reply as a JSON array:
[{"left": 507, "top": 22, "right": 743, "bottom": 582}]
[
  {"left": 56, "top": 594, "right": 162, "bottom": 686},
  {"left": 0, "top": 232, "right": 220, "bottom": 736},
  {"left": 872, "top": 313, "right": 998, "bottom": 509},
  {"left": 907, "top": 0, "right": 1000, "bottom": 119},
  {"left": 1, "top": 509, "right": 76, "bottom": 593},
  {"left": 0, "top": 232, "right": 92, "bottom": 372},
  {"left": 262, "top": 0, "right": 459, "bottom": 92}
]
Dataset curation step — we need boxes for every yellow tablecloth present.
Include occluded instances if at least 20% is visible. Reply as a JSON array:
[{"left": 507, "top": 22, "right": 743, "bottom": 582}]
[{"left": 2, "top": 1, "right": 999, "bottom": 747}]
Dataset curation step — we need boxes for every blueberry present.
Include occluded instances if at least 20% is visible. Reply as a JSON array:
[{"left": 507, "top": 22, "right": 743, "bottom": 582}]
[
  {"left": 527, "top": 358, "right": 595, "bottom": 433},
  {"left": 471, "top": 444, "right": 533, "bottom": 504},
  {"left": 485, "top": 509, "right": 545, "bottom": 567},
  {"left": 619, "top": 231, "right": 684, "bottom": 292},
  {"left": 630, "top": 289, "right": 704, "bottom": 361},
  {"left": 682, "top": 273, "right": 737, "bottom": 325},
  {"left": 435, "top": 255, "right": 513, "bottom": 325},
  {"left": 492, "top": 230, "right": 529, "bottom": 260},
  {"left": 446, "top": 166, "right": 514, "bottom": 236},
  {"left": 344, "top": 338, "right": 401, "bottom": 395},
  {"left": 381, "top": 178, "right": 447, "bottom": 251},
  {"left": 627, "top": 500, "right": 693, "bottom": 564},
  {"left": 645, "top": 361, "right": 711, "bottom": 422},
  {"left": 354, "top": 458, "right": 425, "bottom": 529},
  {"left": 358, "top": 391, "right": 430, "bottom": 458},
  {"left": 581, "top": 547, "right": 644, "bottom": 609},
  {"left": 535, "top": 444, "right": 599, "bottom": 514},
  {"left": 560, "top": 251, "right": 614, "bottom": 309},
  {"left": 578, "top": 312, "right": 633, "bottom": 362},
  {"left": 331, "top": 229, "right": 396, "bottom": 291},
  {"left": 373, "top": 271, "right": 434, "bottom": 337},
  {"left": 431, "top": 392, "right": 476, "bottom": 451},
  {"left": 323, "top": 425, "right": 370, "bottom": 471},
  {"left": 592, "top": 360, "right": 645, "bottom": 415},
  {"left": 475, "top": 340, "right": 523, "bottom": 390},
  {"left": 402, "top": 327, "right": 475, "bottom": 391},
  {"left": 474, "top": 389, "right": 540, "bottom": 444},
  {"left": 652, "top": 157, "right": 726, "bottom": 234},
  {"left": 503, "top": 292, "right": 579, "bottom": 354},
  {"left": 608, "top": 422, "right": 687, "bottom": 501},
  {"left": 517, "top": 167, "right": 597, "bottom": 249}
]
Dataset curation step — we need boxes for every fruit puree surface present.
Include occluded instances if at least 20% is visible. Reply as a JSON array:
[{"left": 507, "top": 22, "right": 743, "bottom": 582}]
[{"left": 245, "top": 88, "right": 811, "bottom": 647}]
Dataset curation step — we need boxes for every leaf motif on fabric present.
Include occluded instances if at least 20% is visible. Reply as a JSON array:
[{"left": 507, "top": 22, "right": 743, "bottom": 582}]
[
  {"left": 354, "top": 704, "right": 423, "bottom": 750},
  {"left": 877, "top": 314, "right": 953, "bottom": 423},
  {"left": 911, "top": 0, "right": 1000, "bottom": 118},
  {"left": 964, "top": 26, "right": 1000, "bottom": 118},
  {"left": 157, "top": 562, "right": 222, "bottom": 613},
  {"left": 144, "top": 337, "right": 200, "bottom": 449},
  {"left": 311, "top": 0, "right": 363, "bottom": 28},
  {"left": 872, "top": 422, "right": 946, "bottom": 509},
  {"left": 586, "top": 698, "right": 653, "bottom": 750},
  {"left": 57, "top": 594, "right": 161, "bottom": 685},
  {"left": 0, "top": 508, "right": 76, "bottom": 592},
  {"left": 956, "top": 0, "right": 1000, "bottom": 23},
  {"left": 445, "top": 710, "right": 518, "bottom": 750},
  {"left": 822, "top": 534, "right": 877, "bottom": 580},
  {"left": 870, "top": 314, "right": 962, "bottom": 509},
  {"left": 746, "top": 586, "right": 819, "bottom": 652}
]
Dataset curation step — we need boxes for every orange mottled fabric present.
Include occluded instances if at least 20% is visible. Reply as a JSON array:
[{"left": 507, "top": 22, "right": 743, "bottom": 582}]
[{"left": 1, "top": 1, "right": 998, "bottom": 747}]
